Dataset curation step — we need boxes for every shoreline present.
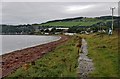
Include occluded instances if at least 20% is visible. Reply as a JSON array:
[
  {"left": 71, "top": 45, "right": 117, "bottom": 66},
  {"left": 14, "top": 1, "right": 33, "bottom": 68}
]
[
  {"left": 1, "top": 35, "right": 69, "bottom": 78},
  {"left": 1, "top": 35, "right": 61, "bottom": 56}
]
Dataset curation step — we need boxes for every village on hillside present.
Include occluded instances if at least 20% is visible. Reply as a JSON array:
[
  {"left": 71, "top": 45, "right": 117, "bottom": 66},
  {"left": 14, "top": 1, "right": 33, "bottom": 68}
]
[{"left": 1, "top": 16, "right": 119, "bottom": 35}]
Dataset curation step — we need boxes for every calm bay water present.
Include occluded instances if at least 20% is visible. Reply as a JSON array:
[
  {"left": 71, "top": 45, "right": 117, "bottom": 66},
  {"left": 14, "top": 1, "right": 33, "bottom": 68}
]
[{"left": 0, "top": 35, "right": 60, "bottom": 55}]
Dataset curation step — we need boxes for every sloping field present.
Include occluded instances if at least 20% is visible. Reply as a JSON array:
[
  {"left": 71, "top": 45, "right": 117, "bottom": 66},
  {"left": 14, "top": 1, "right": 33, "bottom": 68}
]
[{"left": 40, "top": 21, "right": 100, "bottom": 27}]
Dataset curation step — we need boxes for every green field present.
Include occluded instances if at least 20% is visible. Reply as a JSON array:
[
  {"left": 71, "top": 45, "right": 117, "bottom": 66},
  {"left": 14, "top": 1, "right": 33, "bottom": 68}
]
[
  {"left": 40, "top": 21, "right": 100, "bottom": 27},
  {"left": 38, "top": 17, "right": 107, "bottom": 27}
]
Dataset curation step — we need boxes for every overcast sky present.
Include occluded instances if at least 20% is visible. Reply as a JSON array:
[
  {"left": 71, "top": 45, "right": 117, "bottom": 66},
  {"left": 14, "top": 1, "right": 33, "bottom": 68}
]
[{"left": 1, "top": 2, "right": 118, "bottom": 25}]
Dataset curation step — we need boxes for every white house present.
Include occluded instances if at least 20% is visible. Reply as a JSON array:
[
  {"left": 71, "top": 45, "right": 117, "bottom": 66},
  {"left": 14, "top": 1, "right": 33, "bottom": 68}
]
[
  {"left": 64, "top": 33, "right": 76, "bottom": 36},
  {"left": 56, "top": 27, "right": 69, "bottom": 30}
]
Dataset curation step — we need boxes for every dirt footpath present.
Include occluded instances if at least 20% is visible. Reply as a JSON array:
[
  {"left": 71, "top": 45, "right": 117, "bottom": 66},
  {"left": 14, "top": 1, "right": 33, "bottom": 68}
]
[{"left": 77, "top": 39, "right": 94, "bottom": 79}]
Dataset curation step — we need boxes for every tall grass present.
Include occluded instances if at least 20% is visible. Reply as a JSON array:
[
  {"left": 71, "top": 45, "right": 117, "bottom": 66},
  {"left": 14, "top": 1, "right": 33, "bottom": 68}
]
[{"left": 80, "top": 32, "right": 119, "bottom": 77}]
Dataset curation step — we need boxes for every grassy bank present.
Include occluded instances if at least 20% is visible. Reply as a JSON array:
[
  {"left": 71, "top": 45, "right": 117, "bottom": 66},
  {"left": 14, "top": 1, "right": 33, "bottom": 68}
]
[
  {"left": 80, "top": 32, "right": 119, "bottom": 77},
  {"left": 6, "top": 36, "right": 78, "bottom": 78},
  {"left": 6, "top": 32, "right": 119, "bottom": 78}
]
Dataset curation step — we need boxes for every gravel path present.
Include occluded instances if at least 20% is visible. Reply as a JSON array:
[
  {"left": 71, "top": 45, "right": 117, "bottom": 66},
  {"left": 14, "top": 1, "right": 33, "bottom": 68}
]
[{"left": 77, "top": 39, "right": 94, "bottom": 79}]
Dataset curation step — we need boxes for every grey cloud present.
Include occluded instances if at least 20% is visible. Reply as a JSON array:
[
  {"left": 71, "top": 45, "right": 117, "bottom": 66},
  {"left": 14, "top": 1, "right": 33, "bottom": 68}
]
[
  {"left": 2, "top": 2, "right": 118, "bottom": 25},
  {"left": 2, "top": 0, "right": 120, "bottom": 2}
]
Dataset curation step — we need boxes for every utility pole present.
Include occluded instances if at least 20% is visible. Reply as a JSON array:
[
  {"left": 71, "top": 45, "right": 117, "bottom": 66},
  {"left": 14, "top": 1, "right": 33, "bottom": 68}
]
[{"left": 110, "top": 7, "right": 115, "bottom": 30}]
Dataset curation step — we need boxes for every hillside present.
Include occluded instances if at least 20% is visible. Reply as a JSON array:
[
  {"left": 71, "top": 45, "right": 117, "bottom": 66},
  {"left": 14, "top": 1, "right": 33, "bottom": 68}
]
[
  {"left": 1, "top": 16, "right": 119, "bottom": 34},
  {"left": 38, "top": 16, "right": 117, "bottom": 27},
  {"left": 40, "top": 21, "right": 100, "bottom": 27}
]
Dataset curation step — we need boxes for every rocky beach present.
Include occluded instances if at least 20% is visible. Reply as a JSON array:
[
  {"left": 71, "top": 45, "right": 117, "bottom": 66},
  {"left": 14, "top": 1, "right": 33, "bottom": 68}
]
[{"left": 1, "top": 35, "right": 69, "bottom": 78}]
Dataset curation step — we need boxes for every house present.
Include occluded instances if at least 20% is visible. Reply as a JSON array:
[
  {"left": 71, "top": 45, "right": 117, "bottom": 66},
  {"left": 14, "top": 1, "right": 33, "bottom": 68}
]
[
  {"left": 44, "top": 33, "right": 49, "bottom": 35},
  {"left": 64, "top": 33, "right": 76, "bottom": 36},
  {"left": 56, "top": 27, "right": 69, "bottom": 30},
  {"left": 48, "top": 28, "right": 53, "bottom": 31}
]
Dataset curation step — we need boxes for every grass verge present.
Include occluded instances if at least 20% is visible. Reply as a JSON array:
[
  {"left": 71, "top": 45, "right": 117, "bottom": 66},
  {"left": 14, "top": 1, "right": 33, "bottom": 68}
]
[
  {"left": 80, "top": 32, "right": 119, "bottom": 77},
  {"left": 5, "top": 32, "right": 119, "bottom": 78},
  {"left": 6, "top": 36, "right": 78, "bottom": 78}
]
